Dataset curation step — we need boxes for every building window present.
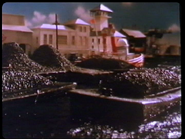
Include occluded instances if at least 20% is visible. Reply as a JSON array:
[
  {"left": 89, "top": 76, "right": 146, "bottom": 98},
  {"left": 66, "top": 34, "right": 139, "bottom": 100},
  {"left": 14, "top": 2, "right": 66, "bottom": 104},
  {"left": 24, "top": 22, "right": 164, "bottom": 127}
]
[
  {"left": 79, "top": 26, "right": 82, "bottom": 32},
  {"left": 82, "top": 37, "right": 85, "bottom": 46},
  {"left": 43, "top": 34, "right": 47, "bottom": 44},
  {"left": 79, "top": 36, "right": 83, "bottom": 45},
  {"left": 92, "top": 38, "right": 94, "bottom": 43},
  {"left": 58, "top": 35, "right": 67, "bottom": 45},
  {"left": 36, "top": 37, "right": 39, "bottom": 44},
  {"left": 84, "top": 26, "right": 86, "bottom": 32},
  {"left": 95, "top": 11, "right": 101, "bottom": 16},
  {"left": 72, "top": 36, "right": 75, "bottom": 45},
  {"left": 103, "top": 37, "right": 106, "bottom": 44},
  {"left": 49, "top": 34, "right": 53, "bottom": 44},
  {"left": 84, "top": 37, "right": 88, "bottom": 46},
  {"left": 98, "top": 38, "right": 101, "bottom": 45}
]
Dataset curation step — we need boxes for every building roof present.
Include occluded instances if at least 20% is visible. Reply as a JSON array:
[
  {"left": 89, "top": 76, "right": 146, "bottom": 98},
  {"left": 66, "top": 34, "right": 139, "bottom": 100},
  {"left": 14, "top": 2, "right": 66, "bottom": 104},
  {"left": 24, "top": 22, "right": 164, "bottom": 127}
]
[
  {"left": 120, "top": 28, "right": 146, "bottom": 38},
  {"left": 112, "top": 31, "right": 126, "bottom": 37},
  {"left": 90, "top": 4, "right": 113, "bottom": 13},
  {"left": 90, "top": 30, "right": 125, "bottom": 38},
  {"left": 2, "top": 24, "right": 33, "bottom": 32},
  {"left": 33, "top": 24, "right": 74, "bottom": 31},
  {"left": 64, "top": 18, "right": 90, "bottom": 26}
]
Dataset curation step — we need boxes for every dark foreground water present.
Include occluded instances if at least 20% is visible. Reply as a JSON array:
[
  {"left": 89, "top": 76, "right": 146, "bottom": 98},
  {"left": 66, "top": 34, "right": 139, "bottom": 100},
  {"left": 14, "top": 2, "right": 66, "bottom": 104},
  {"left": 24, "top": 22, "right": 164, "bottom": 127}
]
[
  {"left": 2, "top": 95, "right": 181, "bottom": 138},
  {"left": 2, "top": 57, "right": 181, "bottom": 139}
]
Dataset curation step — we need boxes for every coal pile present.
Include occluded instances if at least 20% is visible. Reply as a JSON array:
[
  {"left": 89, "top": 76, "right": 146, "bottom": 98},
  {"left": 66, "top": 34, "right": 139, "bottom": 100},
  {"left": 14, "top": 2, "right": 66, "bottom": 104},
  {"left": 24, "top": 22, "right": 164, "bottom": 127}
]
[
  {"left": 2, "top": 42, "right": 50, "bottom": 73},
  {"left": 76, "top": 57, "right": 135, "bottom": 70},
  {"left": 99, "top": 67, "right": 181, "bottom": 98},
  {"left": 2, "top": 70, "right": 55, "bottom": 100},
  {"left": 31, "top": 45, "right": 79, "bottom": 71},
  {"left": 157, "top": 65, "right": 181, "bottom": 75}
]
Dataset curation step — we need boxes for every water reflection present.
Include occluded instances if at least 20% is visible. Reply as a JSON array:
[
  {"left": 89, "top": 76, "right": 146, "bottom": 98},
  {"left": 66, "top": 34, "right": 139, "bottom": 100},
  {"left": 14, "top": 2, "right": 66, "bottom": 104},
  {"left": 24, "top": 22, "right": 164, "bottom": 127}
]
[
  {"left": 67, "top": 104, "right": 181, "bottom": 138},
  {"left": 2, "top": 90, "right": 181, "bottom": 139}
]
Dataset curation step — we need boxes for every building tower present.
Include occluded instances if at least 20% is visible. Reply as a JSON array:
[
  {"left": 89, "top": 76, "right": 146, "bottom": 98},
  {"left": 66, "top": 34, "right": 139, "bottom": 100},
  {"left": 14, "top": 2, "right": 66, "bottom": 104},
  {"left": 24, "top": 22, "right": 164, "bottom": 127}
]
[{"left": 90, "top": 4, "right": 113, "bottom": 31}]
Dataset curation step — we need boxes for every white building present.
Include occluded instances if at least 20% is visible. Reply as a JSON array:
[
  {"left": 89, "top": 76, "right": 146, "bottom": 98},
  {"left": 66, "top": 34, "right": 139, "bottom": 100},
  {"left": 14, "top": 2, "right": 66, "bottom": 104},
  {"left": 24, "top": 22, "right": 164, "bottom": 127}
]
[
  {"left": 31, "top": 3, "right": 127, "bottom": 57},
  {"left": 2, "top": 4, "right": 128, "bottom": 57},
  {"left": 90, "top": 4, "right": 113, "bottom": 31},
  {"left": 2, "top": 13, "right": 33, "bottom": 55},
  {"left": 89, "top": 4, "right": 127, "bottom": 55},
  {"left": 32, "top": 18, "right": 91, "bottom": 56}
]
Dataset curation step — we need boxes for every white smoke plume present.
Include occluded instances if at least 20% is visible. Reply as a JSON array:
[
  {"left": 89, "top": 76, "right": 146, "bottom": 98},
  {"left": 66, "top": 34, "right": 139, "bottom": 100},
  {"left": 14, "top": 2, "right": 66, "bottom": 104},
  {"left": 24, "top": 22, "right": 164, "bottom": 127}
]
[
  {"left": 168, "top": 24, "right": 180, "bottom": 32},
  {"left": 25, "top": 19, "right": 33, "bottom": 28},
  {"left": 25, "top": 11, "right": 60, "bottom": 28},
  {"left": 74, "top": 6, "right": 92, "bottom": 22}
]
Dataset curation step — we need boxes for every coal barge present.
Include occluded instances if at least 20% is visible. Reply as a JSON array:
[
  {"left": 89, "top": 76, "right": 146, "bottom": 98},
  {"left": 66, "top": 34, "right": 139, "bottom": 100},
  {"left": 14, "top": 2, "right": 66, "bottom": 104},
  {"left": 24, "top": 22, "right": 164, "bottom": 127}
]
[
  {"left": 2, "top": 82, "right": 77, "bottom": 102},
  {"left": 68, "top": 87, "right": 181, "bottom": 124},
  {"left": 67, "top": 67, "right": 181, "bottom": 124}
]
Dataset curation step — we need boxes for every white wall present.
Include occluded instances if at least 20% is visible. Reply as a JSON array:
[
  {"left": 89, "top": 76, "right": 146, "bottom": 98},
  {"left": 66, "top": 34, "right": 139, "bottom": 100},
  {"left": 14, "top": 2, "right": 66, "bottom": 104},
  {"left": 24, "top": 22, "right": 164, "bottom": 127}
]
[
  {"left": 2, "top": 30, "right": 33, "bottom": 47},
  {"left": 90, "top": 36, "right": 113, "bottom": 54},
  {"left": 32, "top": 29, "right": 40, "bottom": 53},
  {"left": 32, "top": 25, "right": 91, "bottom": 56},
  {"left": 2, "top": 13, "right": 34, "bottom": 55},
  {"left": 93, "top": 12, "right": 109, "bottom": 31},
  {"left": 2, "top": 14, "right": 25, "bottom": 26},
  {"left": 94, "top": 18, "right": 109, "bottom": 31},
  {"left": 3, "top": 30, "right": 33, "bottom": 55}
]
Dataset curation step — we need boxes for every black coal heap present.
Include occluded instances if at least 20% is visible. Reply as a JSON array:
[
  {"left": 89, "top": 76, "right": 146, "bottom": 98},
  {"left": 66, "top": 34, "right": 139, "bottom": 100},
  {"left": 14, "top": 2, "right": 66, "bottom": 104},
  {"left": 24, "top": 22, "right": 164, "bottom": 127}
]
[
  {"left": 31, "top": 44, "right": 78, "bottom": 71},
  {"left": 2, "top": 43, "right": 58, "bottom": 99},
  {"left": 2, "top": 42, "right": 50, "bottom": 73},
  {"left": 2, "top": 70, "right": 54, "bottom": 96},
  {"left": 99, "top": 67, "right": 181, "bottom": 98},
  {"left": 76, "top": 57, "right": 135, "bottom": 70}
]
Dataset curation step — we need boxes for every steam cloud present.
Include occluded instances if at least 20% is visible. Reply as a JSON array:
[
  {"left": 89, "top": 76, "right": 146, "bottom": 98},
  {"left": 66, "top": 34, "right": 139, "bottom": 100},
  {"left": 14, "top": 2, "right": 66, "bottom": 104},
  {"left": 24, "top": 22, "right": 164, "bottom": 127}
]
[
  {"left": 25, "top": 11, "right": 60, "bottom": 28},
  {"left": 74, "top": 6, "right": 92, "bottom": 22},
  {"left": 168, "top": 24, "right": 180, "bottom": 32}
]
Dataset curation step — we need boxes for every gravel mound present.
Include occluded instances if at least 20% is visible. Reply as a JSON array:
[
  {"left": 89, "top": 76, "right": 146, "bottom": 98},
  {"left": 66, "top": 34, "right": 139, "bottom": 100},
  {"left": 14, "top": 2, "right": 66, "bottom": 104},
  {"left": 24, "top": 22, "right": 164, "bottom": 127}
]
[
  {"left": 31, "top": 45, "right": 78, "bottom": 71},
  {"left": 2, "top": 42, "right": 50, "bottom": 73},
  {"left": 99, "top": 67, "right": 181, "bottom": 98},
  {"left": 2, "top": 70, "right": 55, "bottom": 99}
]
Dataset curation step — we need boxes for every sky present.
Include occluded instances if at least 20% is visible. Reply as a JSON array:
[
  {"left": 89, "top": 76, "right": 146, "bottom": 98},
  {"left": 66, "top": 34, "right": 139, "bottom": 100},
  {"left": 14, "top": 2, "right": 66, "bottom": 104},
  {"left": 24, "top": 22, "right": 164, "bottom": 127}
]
[{"left": 2, "top": 2, "right": 181, "bottom": 45}]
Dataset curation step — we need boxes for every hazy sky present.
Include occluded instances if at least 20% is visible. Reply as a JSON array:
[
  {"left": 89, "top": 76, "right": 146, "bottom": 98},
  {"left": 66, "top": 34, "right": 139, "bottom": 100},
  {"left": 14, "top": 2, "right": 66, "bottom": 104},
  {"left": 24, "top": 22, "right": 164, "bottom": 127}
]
[{"left": 2, "top": 2, "right": 181, "bottom": 45}]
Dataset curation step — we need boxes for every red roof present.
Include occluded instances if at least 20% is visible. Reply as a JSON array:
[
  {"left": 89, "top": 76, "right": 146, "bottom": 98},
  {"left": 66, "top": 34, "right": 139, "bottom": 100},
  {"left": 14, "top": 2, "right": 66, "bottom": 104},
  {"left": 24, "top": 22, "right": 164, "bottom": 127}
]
[{"left": 121, "top": 29, "right": 146, "bottom": 38}]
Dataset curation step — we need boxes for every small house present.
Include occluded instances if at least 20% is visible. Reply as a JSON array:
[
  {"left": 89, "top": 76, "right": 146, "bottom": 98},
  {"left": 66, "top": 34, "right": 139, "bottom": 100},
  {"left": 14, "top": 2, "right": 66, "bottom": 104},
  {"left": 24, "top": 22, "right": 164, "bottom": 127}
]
[{"left": 2, "top": 13, "right": 33, "bottom": 55}]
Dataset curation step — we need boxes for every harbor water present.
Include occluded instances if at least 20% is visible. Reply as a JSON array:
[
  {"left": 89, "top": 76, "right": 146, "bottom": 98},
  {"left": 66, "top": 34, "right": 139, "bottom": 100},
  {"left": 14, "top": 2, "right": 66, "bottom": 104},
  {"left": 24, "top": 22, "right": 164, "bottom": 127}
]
[
  {"left": 2, "top": 58, "right": 181, "bottom": 139},
  {"left": 2, "top": 94, "right": 181, "bottom": 138}
]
